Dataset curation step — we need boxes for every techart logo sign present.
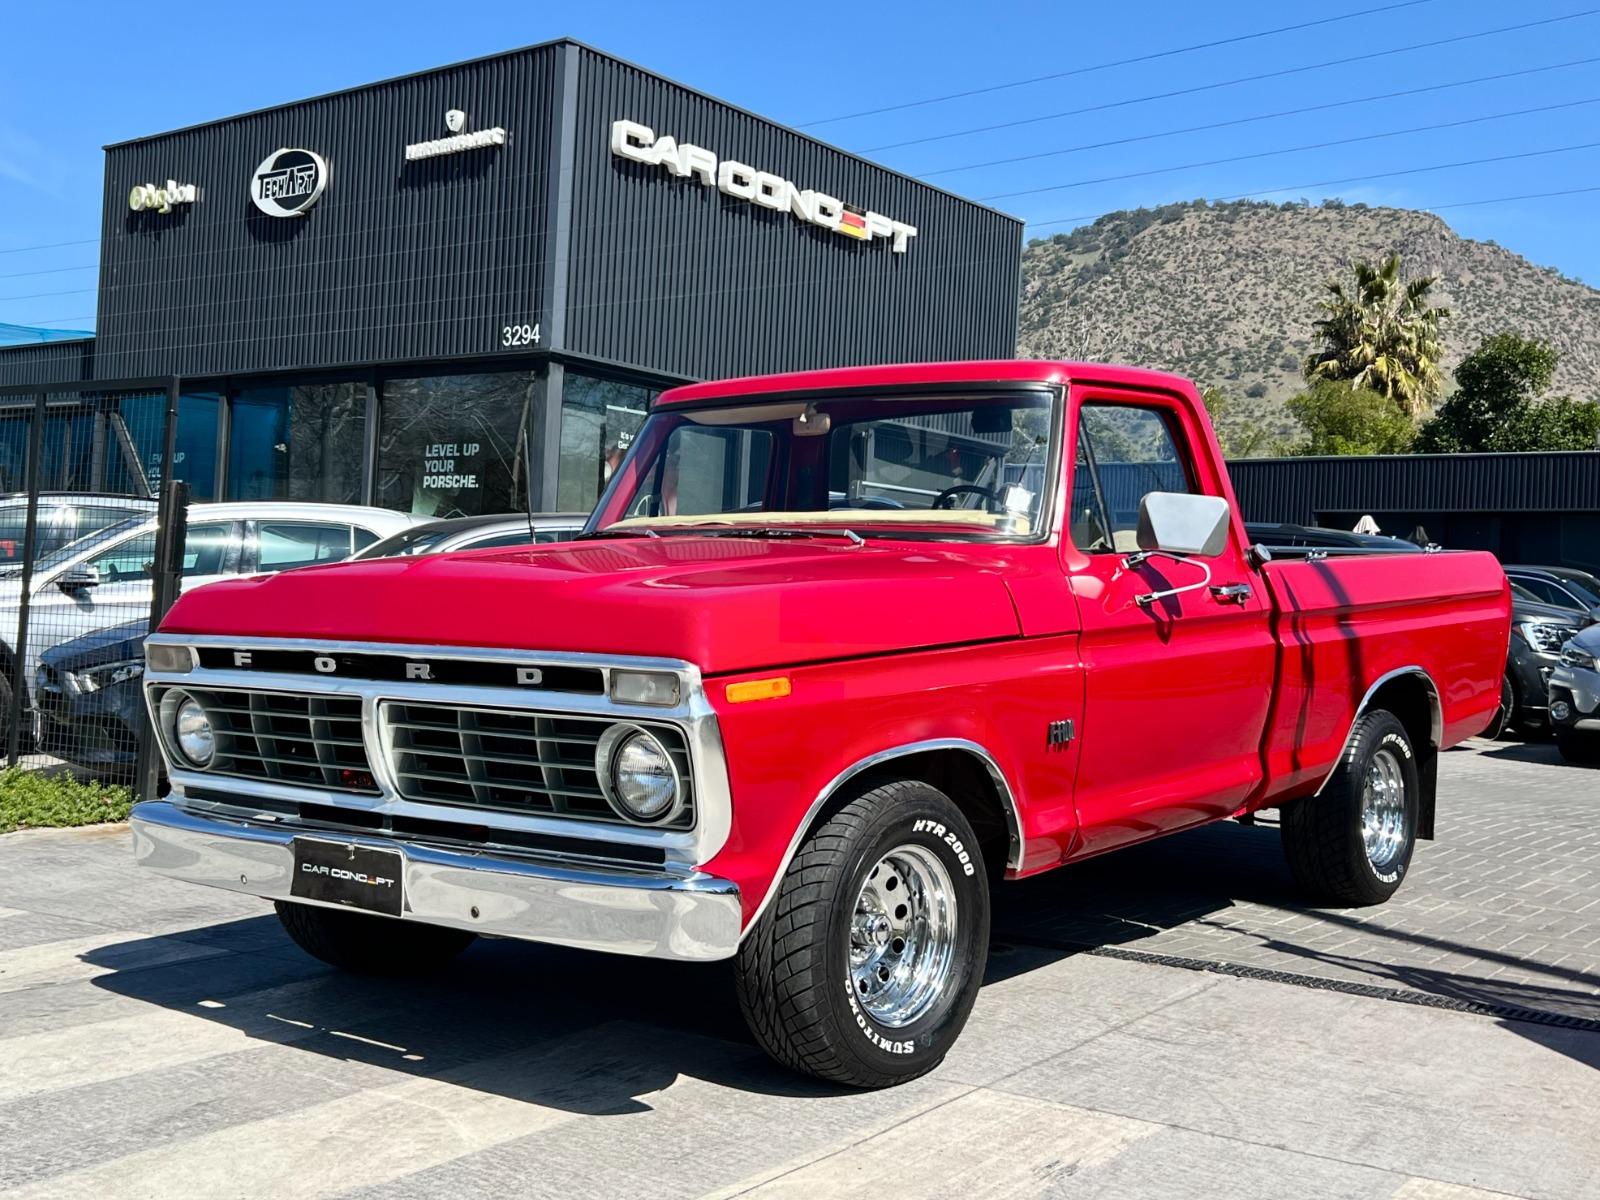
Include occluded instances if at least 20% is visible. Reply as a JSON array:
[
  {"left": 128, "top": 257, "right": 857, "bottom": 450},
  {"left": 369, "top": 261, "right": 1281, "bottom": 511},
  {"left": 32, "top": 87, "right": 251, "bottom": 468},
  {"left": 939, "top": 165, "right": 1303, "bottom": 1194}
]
[{"left": 250, "top": 147, "right": 329, "bottom": 218}]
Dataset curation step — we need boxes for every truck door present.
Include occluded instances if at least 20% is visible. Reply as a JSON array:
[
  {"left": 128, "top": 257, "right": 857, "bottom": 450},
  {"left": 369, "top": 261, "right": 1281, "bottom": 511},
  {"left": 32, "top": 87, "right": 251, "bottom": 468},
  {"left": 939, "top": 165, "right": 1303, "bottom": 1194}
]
[{"left": 1063, "top": 390, "right": 1275, "bottom": 858}]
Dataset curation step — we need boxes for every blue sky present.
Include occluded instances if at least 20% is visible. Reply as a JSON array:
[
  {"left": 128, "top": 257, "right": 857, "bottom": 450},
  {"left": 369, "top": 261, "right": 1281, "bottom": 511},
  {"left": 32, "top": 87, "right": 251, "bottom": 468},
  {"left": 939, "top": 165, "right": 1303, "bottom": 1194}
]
[{"left": 1, "top": 0, "right": 1596, "bottom": 333}]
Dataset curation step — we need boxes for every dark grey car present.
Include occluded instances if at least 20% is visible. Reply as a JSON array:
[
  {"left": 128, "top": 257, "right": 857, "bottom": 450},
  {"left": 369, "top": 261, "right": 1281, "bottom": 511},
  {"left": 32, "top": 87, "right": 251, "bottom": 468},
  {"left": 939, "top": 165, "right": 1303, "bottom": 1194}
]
[
  {"left": 1503, "top": 566, "right": 1600, "bottom": 623},
  {"left": 1486, "top": 584, "right": 1595, "bottom": 738}
]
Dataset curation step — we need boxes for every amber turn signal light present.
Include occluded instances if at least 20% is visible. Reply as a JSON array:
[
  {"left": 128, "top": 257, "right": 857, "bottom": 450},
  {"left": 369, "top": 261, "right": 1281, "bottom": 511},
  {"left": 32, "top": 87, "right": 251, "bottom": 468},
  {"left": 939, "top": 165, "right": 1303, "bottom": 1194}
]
[{"left": 725, "top": 676, "right": 792, "bottom": 704}]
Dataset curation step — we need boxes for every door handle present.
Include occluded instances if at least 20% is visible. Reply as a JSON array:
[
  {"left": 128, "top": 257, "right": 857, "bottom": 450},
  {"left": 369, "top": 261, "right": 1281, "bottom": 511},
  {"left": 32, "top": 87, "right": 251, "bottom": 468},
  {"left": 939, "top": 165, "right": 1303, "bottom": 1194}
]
[{"left": 1210, "top": 582, "right": 1253, "bottom": 604}]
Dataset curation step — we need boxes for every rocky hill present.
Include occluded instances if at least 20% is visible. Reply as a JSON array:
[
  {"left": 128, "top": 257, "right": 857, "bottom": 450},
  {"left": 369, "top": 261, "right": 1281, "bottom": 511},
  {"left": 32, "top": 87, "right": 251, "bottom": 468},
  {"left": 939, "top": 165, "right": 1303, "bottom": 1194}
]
[{"left": 1017, "top": 200, "right": 1600, "bottom": 450}]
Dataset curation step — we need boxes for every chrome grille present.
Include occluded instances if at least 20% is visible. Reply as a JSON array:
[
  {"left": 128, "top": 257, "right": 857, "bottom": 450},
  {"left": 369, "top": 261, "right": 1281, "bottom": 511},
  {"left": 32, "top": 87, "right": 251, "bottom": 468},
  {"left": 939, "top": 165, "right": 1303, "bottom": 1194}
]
[
  {"left": 383, "top": 702, "right": 695, "bottom": 829},
  {"left": 173, "top": 687, "right": 377, "bottom": 793}
]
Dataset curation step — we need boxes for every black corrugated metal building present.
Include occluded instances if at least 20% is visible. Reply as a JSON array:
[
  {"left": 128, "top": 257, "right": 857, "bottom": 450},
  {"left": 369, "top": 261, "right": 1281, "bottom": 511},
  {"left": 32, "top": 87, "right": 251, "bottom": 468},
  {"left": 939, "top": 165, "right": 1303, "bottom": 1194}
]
[
  {"left": 0, "top": 39, "right": 1021, "bottom": 517},
  {"left": 1229, "top": 451, "right": 1600, "bottom": 572},
  {"left": 0, "top": 340, "right": 95, "bottom": 386}
]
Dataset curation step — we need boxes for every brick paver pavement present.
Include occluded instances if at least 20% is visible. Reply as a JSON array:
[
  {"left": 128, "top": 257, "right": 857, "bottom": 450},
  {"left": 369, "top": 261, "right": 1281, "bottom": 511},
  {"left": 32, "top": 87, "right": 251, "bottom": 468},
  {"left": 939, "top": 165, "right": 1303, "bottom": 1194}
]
[{"left": 994, "top": 737, "right": 1600, "bottom": 1020}]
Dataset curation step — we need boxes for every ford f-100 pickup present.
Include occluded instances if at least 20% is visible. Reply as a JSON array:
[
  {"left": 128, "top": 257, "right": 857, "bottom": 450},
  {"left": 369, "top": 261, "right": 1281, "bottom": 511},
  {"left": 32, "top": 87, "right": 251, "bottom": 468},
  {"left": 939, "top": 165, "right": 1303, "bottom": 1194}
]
[{"left": 132, "top": 361, "right": 1511, "bottom": 1087}]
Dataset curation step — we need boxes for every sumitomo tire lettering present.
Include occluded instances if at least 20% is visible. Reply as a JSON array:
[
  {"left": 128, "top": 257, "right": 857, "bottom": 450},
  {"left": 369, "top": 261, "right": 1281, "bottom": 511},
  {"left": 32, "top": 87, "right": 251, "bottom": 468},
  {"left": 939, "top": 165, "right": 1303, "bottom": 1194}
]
[
  {"left": 611, "top": 119, "right": 918, "bottom": 252},
  {"left": 844, "top": 979, "right": 914, "bottom": 1054}
]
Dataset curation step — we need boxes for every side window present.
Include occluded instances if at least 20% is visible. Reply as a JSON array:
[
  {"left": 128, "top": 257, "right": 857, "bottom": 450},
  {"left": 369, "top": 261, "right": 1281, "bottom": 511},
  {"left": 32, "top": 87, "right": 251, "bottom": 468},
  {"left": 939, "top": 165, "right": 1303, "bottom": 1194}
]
[
  {"left": 1551, "top": 584, "right": 1585, "bottom": 609},
  {"left": 1074, "top": 405, "right": 1195, "bottom": 554},
  {"left": 1515, "top": 577, "right": 1563, "bottom": 606},
  {"left": 85, "top": 532, "right": 158, "bottom": 583},
  {"left": 182, "top": 523, "right": 238, "bottom": 577},
  {"left": 257, "top": 523, "right": 353, "bottom": 572},
  {"left": 352, "top": 528, "right": 379, "bottom": 553}
]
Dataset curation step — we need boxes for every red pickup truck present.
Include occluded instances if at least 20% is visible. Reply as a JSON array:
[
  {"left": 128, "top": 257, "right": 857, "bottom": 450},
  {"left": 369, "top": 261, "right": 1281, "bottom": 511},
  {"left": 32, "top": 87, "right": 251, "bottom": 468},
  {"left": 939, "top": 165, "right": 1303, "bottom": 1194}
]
[{"left": 133, "top": 361, "right": 1510, "bottom": 1087}]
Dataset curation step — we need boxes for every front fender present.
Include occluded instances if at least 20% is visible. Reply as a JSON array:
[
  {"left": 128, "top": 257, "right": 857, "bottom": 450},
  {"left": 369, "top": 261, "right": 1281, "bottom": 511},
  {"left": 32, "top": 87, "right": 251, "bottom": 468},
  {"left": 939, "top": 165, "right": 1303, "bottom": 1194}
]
[{"left": 700, "top": 635, "right": 1084, "bottom": 928}]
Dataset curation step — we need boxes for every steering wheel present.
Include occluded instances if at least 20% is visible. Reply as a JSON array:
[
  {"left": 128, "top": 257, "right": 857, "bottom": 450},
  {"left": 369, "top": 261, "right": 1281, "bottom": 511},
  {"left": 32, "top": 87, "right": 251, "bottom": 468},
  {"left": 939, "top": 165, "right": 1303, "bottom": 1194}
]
[{"left": 932, "top": 484, "right": 1000, "bottom": 511}]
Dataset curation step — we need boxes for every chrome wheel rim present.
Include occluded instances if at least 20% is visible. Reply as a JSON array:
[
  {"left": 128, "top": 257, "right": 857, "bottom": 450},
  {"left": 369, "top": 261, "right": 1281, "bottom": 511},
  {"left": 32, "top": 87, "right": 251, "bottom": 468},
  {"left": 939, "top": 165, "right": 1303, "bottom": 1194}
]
[
  {"left": 848, "top": 844, "right": 957, "bottom": 1028},
  {"left": 1361, "top": 747, "right": 1408, "bottom": 873}
]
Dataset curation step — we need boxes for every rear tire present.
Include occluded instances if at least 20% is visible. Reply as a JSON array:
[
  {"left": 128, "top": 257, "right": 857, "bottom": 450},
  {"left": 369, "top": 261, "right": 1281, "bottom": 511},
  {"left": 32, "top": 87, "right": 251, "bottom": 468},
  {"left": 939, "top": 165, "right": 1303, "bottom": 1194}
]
[
  {"left": 1281, "top": 710, "right": 1419, "bottom": 906},
  {"left": 735, "top": 780, "right": 989, "bottom": 1088},
  {"left": 274, "top": 901, "right": 476, "bottom": 974},
  {"left": 1556, "top": 729, "right": 1600, "bottom": 765}
]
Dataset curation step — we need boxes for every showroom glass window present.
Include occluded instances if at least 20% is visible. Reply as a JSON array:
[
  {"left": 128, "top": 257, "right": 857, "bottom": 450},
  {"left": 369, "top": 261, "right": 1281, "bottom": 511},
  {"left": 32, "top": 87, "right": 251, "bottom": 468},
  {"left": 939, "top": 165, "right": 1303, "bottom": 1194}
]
[
  {"left": 0, "top": 392, "right": 218, "bottom": 499},
  {"left": 377, "top": 372, "right": 535, "bottom": 518},
  {"left": 557, "top": 374, "right": 657, "bottom": 512},
  {"left": 226, "top": 383, "right": 365, "bottom": 504},
  {"left": 113, "top": 391, "right": 221, "bottom": 500}
]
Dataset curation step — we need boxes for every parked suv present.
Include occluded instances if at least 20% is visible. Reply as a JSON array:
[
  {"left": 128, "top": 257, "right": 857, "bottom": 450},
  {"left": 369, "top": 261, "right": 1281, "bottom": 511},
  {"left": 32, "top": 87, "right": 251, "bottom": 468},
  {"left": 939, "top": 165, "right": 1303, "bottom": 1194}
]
[
  {"left": 1503, "top": 566, "right": 1600, "bottom": 622},
  {"left": 0, "top": 501, "right": 424, "bottom": 742},
  {"left": 1549, "top": 625, "right": 1600, "bottom": 764},
  {"left": 1485, "top": 584, "right": 1593, "bottom": 738}
]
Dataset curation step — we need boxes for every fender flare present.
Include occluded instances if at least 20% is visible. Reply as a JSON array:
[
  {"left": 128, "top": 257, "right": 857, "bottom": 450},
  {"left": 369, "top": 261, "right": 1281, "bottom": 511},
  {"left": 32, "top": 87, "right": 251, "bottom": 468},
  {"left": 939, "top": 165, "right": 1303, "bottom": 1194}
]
[
  {"left": 1314, "top": 664, "right": 1442, "bottom": 797},
  {"left": 738, "top": 737, "right": 1024, "bottom": 940}
]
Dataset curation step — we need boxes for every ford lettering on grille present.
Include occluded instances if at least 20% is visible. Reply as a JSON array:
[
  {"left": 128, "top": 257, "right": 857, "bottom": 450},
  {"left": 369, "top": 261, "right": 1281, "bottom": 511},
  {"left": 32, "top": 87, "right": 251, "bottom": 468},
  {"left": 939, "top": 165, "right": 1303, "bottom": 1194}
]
[{"left": 197, "top": 646, "right": 600, "bottom": 693}]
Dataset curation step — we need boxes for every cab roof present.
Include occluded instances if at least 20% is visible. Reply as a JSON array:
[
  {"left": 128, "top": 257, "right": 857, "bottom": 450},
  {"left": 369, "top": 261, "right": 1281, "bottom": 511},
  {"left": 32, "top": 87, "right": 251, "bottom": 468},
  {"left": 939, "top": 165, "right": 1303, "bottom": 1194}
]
[{"left": 654, "top": 360, "right": 1198, "bottom": 407}]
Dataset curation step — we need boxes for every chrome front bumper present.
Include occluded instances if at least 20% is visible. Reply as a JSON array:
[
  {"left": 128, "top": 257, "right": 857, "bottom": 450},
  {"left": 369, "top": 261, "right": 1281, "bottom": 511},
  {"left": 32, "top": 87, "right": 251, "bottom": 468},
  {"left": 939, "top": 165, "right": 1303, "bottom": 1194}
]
[{"left": 131, "top": 800, "right": 743, "bottom": 961}]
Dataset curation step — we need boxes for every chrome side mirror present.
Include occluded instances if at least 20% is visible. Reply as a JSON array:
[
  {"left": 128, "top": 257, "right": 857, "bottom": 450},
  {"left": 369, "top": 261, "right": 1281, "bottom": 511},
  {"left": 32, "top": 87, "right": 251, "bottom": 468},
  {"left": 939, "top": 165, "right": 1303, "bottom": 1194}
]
[
  {"left": 1136, "top": 492, "right": 1231, "bottom": 558},
  {"left": 1127, "top": 493, "right": 1233, "bottom": 608}
]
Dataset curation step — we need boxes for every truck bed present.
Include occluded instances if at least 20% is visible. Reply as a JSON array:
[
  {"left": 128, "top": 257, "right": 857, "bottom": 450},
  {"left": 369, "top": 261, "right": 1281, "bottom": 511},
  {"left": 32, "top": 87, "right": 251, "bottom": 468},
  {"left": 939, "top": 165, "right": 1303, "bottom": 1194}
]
[{"left": 1256, "top": 549, "right": 1510, "bottom": 804}]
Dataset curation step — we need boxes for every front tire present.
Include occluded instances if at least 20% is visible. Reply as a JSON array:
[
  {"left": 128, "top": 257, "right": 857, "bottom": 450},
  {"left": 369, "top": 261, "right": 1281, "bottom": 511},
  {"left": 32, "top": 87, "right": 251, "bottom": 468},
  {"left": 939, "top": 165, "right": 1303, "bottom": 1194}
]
[
  {"left": 274, "top": 901, "right": 476, "bottom": 974},
  {"left": 1281, "top": 710, "right": 1419, "bottom": 906},
  {"left": 1556, "top": 729, "right": 1600, "bottom": 765},
  {"left": 735, "top": 780, "right": 990, "bottom": 1088}
]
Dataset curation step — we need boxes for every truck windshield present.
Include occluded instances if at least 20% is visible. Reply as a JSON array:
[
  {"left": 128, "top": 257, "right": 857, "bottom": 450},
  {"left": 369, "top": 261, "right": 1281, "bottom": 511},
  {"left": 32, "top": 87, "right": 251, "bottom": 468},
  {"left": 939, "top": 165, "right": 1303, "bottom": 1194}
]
[{"left": 589, "top": 391, "right": 1059, "bottom": 541}]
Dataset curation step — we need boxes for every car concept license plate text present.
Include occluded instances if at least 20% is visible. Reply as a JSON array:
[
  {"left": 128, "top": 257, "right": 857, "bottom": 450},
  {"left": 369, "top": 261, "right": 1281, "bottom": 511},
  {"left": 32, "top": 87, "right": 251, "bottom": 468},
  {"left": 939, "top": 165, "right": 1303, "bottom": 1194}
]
[{"left": 290, "top": 839, "right": 403, "bottom": 917}]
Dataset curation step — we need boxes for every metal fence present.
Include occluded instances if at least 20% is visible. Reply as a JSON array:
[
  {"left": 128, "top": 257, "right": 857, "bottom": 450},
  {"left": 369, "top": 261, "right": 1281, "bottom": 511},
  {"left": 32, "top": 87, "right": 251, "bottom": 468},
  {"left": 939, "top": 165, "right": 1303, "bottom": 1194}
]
[{"left": 0, "top": 378, "right": 184, "bottom": 802}]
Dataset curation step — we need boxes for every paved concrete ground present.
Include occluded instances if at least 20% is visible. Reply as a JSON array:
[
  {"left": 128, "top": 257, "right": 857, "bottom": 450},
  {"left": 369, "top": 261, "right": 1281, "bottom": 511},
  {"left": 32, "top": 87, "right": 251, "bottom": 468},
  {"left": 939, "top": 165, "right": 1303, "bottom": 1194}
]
[{"left": 0, "top": 738, "right": 1595, "bottom": 1199}]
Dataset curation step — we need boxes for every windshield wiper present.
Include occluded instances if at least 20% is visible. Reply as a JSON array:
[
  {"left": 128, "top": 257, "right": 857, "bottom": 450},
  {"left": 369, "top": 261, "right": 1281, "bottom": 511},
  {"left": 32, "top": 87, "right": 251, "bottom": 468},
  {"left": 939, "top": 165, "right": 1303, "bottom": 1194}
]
[
  {"left": 686, "top": 526, "right": 865, "bottom": 547},
  {"left": 576, "top": 527, "right": 661, "bottom": 540}
]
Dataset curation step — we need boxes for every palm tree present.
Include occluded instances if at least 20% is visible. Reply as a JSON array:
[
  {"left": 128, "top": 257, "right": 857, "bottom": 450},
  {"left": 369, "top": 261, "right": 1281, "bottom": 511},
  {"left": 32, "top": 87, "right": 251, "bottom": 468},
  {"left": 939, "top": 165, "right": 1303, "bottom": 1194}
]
[{"left": 1303, "top": 253, "right": 1449, "bottom": 418}]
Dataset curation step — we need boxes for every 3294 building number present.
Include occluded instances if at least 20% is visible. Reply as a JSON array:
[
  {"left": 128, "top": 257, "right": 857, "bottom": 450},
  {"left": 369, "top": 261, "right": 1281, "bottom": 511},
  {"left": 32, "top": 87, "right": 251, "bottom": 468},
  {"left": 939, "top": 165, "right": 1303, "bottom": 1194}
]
[{"left": 501, "top": 322, "right": 541, "bottom": 347}]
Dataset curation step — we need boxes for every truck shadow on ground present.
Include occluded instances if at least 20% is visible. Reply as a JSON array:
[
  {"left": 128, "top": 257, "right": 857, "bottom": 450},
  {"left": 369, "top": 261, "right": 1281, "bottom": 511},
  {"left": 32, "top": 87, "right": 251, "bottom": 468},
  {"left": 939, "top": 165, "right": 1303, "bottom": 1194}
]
[
  {"left": 992, "top": 817, "right": 1600, "bottom": 1040},
  {"left": 84, "top": 814, "right": 1598, "bottom": 1109},
  {"left": 85, "top": 918, "right": 848, "bottom": 1112}
]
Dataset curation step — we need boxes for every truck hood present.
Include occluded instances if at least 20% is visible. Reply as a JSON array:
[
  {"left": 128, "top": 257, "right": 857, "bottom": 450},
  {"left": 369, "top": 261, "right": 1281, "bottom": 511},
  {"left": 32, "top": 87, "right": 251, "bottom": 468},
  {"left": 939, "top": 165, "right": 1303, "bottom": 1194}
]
[{"left": 158, "top": 536, "right": 1024, "bottom": 675}]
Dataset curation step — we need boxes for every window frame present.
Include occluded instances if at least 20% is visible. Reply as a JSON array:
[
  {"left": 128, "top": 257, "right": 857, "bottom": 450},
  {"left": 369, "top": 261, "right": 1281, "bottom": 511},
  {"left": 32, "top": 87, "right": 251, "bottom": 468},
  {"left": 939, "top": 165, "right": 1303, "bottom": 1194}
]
[
  {"left": 588, "top": 383, "right": 1067, "bottom": 545},
  {"left": 1067, "top": 396, "right": 1204, "bottom": 557}
]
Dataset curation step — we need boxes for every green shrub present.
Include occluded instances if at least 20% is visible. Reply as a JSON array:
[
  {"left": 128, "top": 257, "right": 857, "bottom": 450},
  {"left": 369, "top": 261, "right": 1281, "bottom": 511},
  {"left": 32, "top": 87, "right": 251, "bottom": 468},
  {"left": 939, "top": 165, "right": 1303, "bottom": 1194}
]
[{"left": 0, "top": 768, "right": 133, "bottom": 834}]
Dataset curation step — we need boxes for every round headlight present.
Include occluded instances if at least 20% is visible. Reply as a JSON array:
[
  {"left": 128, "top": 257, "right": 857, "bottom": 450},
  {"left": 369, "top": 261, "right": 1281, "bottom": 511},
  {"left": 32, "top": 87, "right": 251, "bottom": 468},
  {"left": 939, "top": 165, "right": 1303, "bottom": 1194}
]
[
  {"left": 597, "top": 725, "right": 681, "bottom": 823},
  {"left": 172, "top": 693, "right": 215, "bottom": 767}
]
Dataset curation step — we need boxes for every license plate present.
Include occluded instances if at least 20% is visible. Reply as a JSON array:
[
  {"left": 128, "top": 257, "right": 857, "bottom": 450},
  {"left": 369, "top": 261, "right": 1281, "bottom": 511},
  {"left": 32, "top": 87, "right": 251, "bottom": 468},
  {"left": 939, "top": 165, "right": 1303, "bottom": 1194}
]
[{"left": 290, "top": 838, "right": 404, "bottom": 917}]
